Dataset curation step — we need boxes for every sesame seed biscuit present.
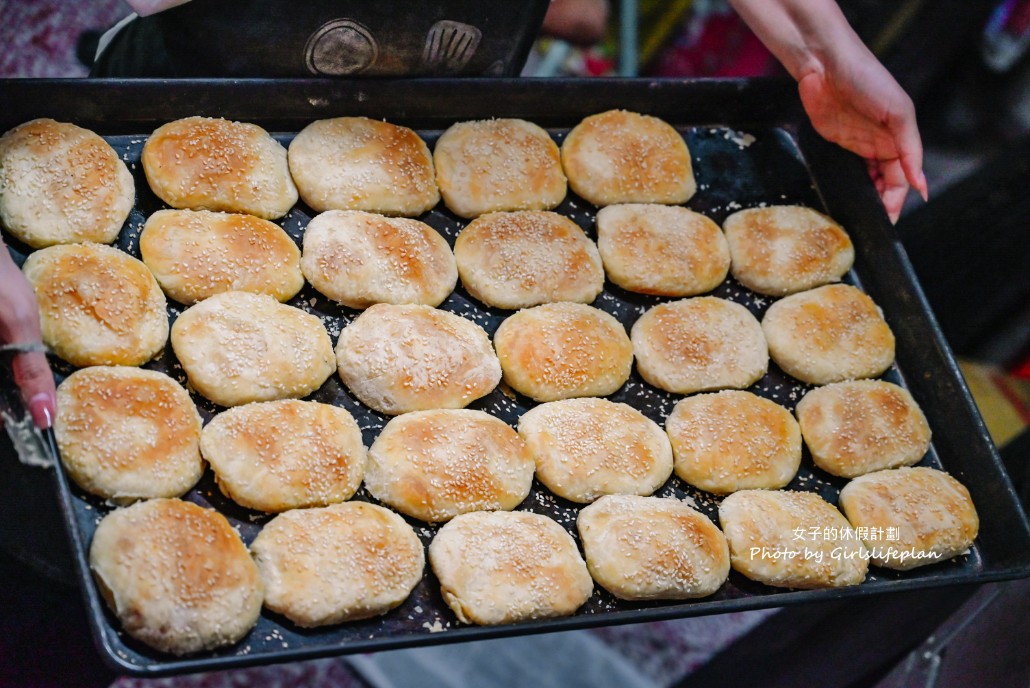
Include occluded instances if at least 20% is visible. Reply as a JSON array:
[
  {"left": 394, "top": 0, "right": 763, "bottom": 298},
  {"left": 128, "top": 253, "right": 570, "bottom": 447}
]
[
  {"left": 142, "top": 116, "right": 297, "bottom": 220},
  {"left": 561, "top": 110, "right": 695, "bottom": 207},
  {"left": 201, "top": 400, "right": 366, "bottom": 513},
  {"left": 796, "top": 380, "right": 931, "bottom": 478},
  {"left": 518, "top": 398, "right": 673, "bottom": 503},
  {"left": 0, "top": 118, "right": 134, "bottom": 248},
  {"left": 839, "top": 467, "right": 979, "bottom": 570},
  {"left": 252, "top": 502, "right": 424, "bottom": 627},
  {"left": 666, "top": 391, "right": 801, "bottom": 494},
  {"left": 89, "top": 499, "right": 262, "bottom": 655},
  {"left": 454, "top": 210, "right": 603, "bottom": 309},
  {"left": 761, "top": 284, "right": 895, "bottom": 385},
  {"left": 577, "top": 495, "right": 730, "bottom": 600},
  {"left": 288, "top": 116, "right": 439, "bottom": 216},
  {"left": 366, "top": 409, "right": 534, "bottom": 523},
  {"left": 596, "top": 204, "right": 729, "bottom": 297},
  {"left": 494, "top": 302, "right": 633, "bottom": 402},
  {"left": 140, "top": 209, "right": 303, "bottom": 305},
  {"left": 719, "top": 490, "right": 869, "bottom": 589},
  {"left": 434, "top": 118, "right": 567, "bottom": 219},
  {"left": 301, "top": 210, "right": 457, "bottom": 309},
  {"left": 23, "top": 243, "right": 168, "bottom": 367},
  {"left": 335, "top": 304, "right": 501, "bottom": 415},
  {"left": 724, "top": 205, "right": 854, "bottom": 296},
  {"left": 631, "top": 297, "right": 767, "bottom": 395},
  {"left": 429, "top": 511, "right": 593, "bottom": 625},
  {"left": 170, "top": 291, "right": 335, "bottom": 407},
  {"left": 55, "top": 367, "right": 203, "bottom": 504}
]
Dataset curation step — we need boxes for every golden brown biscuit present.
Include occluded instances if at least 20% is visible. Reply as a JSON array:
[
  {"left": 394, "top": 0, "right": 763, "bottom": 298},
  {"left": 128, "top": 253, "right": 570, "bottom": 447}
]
[
  {"left": 723, "top": 206, "right": 854, "bottom": 296},
  {"left": 140, "top": 209, "right": 303, "bottom": 305},
  {"left": 428, "top": 511, "right": 593, "bottom": 625},
  {"left": 666, "top": 391, "right": 801, "bottom": 494},
  {"left": 23, "top": 243, "right": 168, "bottom": 367},
  {"left": 0, "top": 118, "right": 134, "bottom": 248},
  {"left": 89, "top": 499, "right": 262, "bottom": 655},
  {"left": 719, "top": 490, "right": 869, "bottom": 589},
  {"left": 433, "top": 118, "right": 567, "bottom": 219},
  {"left": 201, "top": 400, "right": 366, "bottom": 512},
  {"left": 518, "top": 398, "right": 673, "bottom": 503},
  {"left": 577, "top": 495, "right": 729, "bottom": 600},
  {"left": 839, "top": 467, "right": 979, "bottom": 570},
  {"left": 631, "top": 297, "right": 767, "bottom": 394},
  {"left": 454, "top": 211, "right": 603, "bottom": 309},
  {"left": 251, "top": 502, "right": 424, "bottom": 627},
  {"left": 142, "top": 116, "right": 297, "bottom": 219},
  {"left": 288, "top": 116, "right": 439, "bottom": 216},
  {"left": 493, "top": 302, "right": 633, "bottom": 402},
  {"left": 595, "top": 204, "right": 729, "bottom": 296},
  {"left": 761, "top": 284, "right": 895, "bottom": 385},
  {"left": 55, "top": 367, "right": 202, "bottom": 503},
  {"left": 300, "top": 210, "right": 457, "bottom": 309},
  {"left": 561, "top": 110, "right": 695, "bottom": 207},
  {"left": 335, "top": 304, "right": 501, "bottom": 415},
  {"left": 171, "top": 291, "right": 335, "bottom": 407},
  {"left": 796, "top": 380, "right": 931, "bottom": 478},
  {"left": 365, "top": 409, "right": 534, "bottom": 522}
]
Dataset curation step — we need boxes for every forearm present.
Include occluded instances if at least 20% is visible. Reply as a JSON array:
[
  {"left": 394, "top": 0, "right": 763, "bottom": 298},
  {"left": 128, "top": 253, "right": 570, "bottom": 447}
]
[
  {"left": 728, "top": 0, "right": 873, "bottom": 80},
  {"left": 731, "top": 0, "right": 927, "bottom": 219}
]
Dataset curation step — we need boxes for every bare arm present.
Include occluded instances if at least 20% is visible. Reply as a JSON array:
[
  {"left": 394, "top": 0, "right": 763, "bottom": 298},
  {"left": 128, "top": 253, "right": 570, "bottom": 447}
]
[
  {"left": 541, "top": 0, "right": 609, "bottom": 45},
  {"left": 0, "top": 241, "right": 55, "bottom": 429},
  {"left": 729, "top": 0, "right": 929, "bottom": 222}
]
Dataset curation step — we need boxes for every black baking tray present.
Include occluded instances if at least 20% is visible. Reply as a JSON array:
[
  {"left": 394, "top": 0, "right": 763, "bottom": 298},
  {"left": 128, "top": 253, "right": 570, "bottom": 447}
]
[{"left": 2, "top": 78, "right": 1028, "bottom": 677}]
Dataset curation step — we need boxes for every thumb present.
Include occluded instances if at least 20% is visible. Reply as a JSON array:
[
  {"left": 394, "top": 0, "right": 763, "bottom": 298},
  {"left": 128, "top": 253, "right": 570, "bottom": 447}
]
[{"left": 12, "top": 351, "right": 56, "bottom": 429}]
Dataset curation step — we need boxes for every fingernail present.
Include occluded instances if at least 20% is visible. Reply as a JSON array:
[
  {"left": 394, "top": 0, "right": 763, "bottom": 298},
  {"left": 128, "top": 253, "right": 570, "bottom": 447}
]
[{"left": 29, "top": 392, "right": 54, "bottom": 429}]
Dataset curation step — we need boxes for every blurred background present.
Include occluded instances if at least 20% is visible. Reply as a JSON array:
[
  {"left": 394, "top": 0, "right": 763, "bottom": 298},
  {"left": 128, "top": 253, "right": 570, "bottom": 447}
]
[{"left": 1, "top": 1, "right": 1028, "bottom": 686}]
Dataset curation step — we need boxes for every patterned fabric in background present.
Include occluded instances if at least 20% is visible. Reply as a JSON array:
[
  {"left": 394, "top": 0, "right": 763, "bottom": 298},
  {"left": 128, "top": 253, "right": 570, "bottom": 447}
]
[
  {"left": 537, "top": 0, "right": 775, "bottom": 77},
  {"left": 112, "top": 657, "right": 370, "bottom": 688},
  {"left": 0, "top": 0, "right": 130, "bottom": 77},
  {"left": 649, "top": 1, "right": 776, "bottom": 77}
]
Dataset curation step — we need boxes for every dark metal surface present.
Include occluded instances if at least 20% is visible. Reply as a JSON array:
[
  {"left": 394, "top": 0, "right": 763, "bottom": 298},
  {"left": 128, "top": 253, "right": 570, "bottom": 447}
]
[
  {"left": 91, "top": 1, "right": 549, "bottom": 78},
  {"left": 1, "top": 78, "right": 1028, "bottom": 677}
]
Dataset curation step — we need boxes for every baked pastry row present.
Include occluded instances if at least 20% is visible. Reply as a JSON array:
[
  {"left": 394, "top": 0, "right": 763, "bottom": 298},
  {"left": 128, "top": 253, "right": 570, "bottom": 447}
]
[
  {"left": 2, "top": 116, "right": 850, "bottom": 302},
  {"left": 90, "top": 462, "right": 977, "bottom": 656}
]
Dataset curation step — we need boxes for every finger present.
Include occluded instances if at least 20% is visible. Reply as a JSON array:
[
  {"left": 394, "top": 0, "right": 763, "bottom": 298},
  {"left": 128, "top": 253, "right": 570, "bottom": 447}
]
[
  {"left": 899, "top": 150, "right": 928, "bottom": 202},
  {"left": 865, "top": 159, "right": 886, "bottom": 197},
  {"left": 865, "top": 158, "right": 880, "bottom": 183},
  {"left": 12, "top": 351, "right": 56, "bottom": 429},
  {"left": 880, "top": 180, "right": 908, "bottom": 224},
  {"left": 876, "top": 158, "right": 910, "bottom": 224},
  {"left": 888, "top": 99, "right": 928, "bottom": 201}
]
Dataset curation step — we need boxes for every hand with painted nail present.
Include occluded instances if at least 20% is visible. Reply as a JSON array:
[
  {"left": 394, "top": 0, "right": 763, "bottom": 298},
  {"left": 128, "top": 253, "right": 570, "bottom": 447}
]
[
  {"left": 729, "top": 0, "right": 930, "bottom": 223},
  {"left": 795, "top": 56, "right": 928, "bottom": 223},
  {"left": 1, "top": 242, "right": 56, "bottom": 430}
]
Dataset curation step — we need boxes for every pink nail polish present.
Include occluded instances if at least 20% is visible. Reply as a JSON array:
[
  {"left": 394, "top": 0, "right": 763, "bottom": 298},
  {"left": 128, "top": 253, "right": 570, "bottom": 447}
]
[{"left": 29, "top": 393, "right": 54, "bottom": 429}]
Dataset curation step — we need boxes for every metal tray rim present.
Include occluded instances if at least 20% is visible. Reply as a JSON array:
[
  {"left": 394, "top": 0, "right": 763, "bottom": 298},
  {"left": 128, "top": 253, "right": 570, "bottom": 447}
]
[{"left": 4, "top": 76, "right": 1029, "bottom": 677}]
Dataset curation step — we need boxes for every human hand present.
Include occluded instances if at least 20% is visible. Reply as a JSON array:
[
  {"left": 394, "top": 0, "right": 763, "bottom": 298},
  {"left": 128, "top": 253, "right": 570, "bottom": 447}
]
[
  {"left": 797, "top": 58, "right": 929, "bottom": 223},
  {"left": 0, "top": 246, "right": 55, "bottom": 429},
  {"left": 727, "top": 0, "right": 930, "bottom": 223}
]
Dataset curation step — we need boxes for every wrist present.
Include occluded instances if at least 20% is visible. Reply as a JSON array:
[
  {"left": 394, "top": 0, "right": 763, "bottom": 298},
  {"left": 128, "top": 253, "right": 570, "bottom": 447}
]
[{"left": 729, "top": 0, "right": 865, "bottom": 81}]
